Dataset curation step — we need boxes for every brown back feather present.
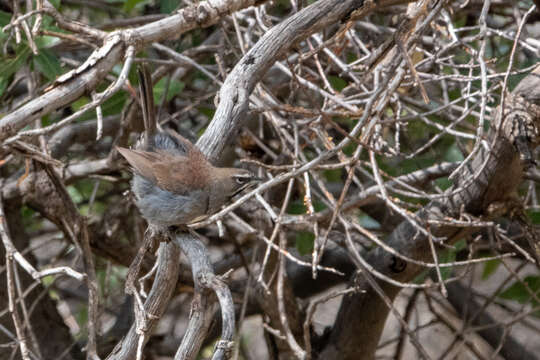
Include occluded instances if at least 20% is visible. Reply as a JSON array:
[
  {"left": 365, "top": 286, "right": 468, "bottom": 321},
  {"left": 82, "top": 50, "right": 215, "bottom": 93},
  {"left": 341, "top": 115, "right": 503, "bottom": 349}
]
[
  {"left": 117, "top": 147, "right": 159, "bottom": 182},
  {"left": 117, "top": 146, "right": 211, "bottom": 194}
]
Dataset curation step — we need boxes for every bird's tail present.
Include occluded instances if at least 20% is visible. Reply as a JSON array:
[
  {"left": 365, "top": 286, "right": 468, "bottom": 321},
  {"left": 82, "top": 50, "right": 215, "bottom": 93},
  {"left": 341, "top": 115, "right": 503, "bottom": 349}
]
[{"left": 138, "top": 64, "right": 156, "bottom": 148}]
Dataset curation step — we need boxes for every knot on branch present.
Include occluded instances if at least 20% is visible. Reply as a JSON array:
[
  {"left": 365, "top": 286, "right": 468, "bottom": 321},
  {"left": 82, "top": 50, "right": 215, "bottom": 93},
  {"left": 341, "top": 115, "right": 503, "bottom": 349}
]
[
  {"left": 196, "top": 4, "right": 211, "bottom": 24},
  {"left": 197, "top": 272, "right": 215, "bottom": 287},
  {"left": 196, "top": 271, "right": 230, "bottom": 291},
  {"left": 181, "top": 2, "right": 221, "bottom": 28},
  {"left": 121, "top": 28, "right": 145, "bottom": 49},
  {"left": 214, "top": 340, "right": 234, "bottom": 350},
  {"left": 214, "top": 340, "right": 234, "bottom": 357}
]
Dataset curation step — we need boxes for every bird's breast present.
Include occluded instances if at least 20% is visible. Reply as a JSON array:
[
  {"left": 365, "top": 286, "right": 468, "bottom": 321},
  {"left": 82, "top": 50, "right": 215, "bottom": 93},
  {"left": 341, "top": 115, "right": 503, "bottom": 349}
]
[{"left": 132, "top": 175, "right": 208, "bottom": 226}]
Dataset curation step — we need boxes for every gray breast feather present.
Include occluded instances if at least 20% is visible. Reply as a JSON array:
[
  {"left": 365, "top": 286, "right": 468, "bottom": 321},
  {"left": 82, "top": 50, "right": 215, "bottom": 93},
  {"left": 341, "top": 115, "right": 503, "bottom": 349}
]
[{"left": 132, "top": 176, "right": 207, "bottom": 226}]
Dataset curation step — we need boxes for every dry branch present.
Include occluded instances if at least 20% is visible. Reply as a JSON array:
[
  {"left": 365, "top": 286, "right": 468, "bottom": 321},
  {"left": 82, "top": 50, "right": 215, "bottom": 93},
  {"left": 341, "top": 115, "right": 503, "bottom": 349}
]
[
  {"left": 322, "top": 66, "right": 540, "bottom": 360},
  {"left": 1, "top": 1, "right": 540, "bottom": 359}
]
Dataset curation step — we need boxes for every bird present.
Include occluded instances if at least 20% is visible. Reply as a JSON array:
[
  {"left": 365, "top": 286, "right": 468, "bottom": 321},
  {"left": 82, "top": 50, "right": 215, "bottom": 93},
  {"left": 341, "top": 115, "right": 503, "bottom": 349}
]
[{"left": 117, "top": 65, "right": 259, "bottom": 227}]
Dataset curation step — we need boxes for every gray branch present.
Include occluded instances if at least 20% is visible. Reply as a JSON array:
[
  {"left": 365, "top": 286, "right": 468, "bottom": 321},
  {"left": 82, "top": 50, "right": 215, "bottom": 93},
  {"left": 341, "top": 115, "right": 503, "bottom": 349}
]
[
  {"left": 196, "top": 0, "right": 415, "bottom": 161},
  {"left": 320, "top": 66, "right": 540, "bottom": 360},
  {"left": 106, "top": 240, "right": 181, "bottom": 360},
  {"left": 174, "top": 231, "right": 235, "bottom": 360}
]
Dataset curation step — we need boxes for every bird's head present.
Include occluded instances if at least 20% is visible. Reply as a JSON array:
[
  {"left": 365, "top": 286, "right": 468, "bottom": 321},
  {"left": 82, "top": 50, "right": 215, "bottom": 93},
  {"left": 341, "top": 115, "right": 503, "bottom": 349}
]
[{"left": 212, "top": 167, "right": 261, "bottom": 200}]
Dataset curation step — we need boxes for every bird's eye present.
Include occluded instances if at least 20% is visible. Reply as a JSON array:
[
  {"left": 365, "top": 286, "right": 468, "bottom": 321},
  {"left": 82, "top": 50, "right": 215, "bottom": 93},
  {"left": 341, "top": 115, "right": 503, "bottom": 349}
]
[{"left": 235, "top": 177, "right": 248, "bottom": 185}]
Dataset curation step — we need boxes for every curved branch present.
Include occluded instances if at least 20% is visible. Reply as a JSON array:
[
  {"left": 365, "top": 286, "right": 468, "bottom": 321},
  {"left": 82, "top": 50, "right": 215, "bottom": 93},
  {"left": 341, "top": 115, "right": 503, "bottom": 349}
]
[
  {"left": 174, "top": 232, "right": 235, "bottom": 360},
  {"left": 106, "top": 240, "right": 181, "bottom": 360},
  {"left": 196, "top": 0, "right": 414, "bottom": 161},
  {"left": 0, "top": 0, "right": 270, "bottom": 142},
  {"left": 320, "top": 65, "right": 540, "bottom": 360}
]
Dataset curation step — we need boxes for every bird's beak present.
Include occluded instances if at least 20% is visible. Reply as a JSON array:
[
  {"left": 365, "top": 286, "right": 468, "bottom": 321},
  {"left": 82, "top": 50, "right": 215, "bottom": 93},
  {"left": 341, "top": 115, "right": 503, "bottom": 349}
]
[
  {"left": 248, "top": 176, "right": 264, "bottom": 189},
  {"left": 243, "top": 176, "right": 263, "bottom": 192},
  {"left": 232, "top": 175, "right": 262, "bottom": 198}
]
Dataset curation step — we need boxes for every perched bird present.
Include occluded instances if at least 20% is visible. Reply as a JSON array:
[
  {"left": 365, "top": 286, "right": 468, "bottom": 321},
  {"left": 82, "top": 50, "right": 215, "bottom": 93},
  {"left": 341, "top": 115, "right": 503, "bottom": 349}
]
[{"left": 117, "top": 65, "right": 259, "bottom": 227}]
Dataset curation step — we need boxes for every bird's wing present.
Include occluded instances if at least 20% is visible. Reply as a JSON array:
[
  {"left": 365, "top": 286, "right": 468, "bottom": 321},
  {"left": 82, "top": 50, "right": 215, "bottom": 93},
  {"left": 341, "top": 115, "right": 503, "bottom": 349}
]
[
  {"left": 117, "top": 147, "right": 183, "bottom": 184},
  {"left": 152, "top": 155, "right": 209, "bottom": 195},
  {"left": 117, "top": 146, "right": 209, "bottom": 195},
  {"left": 117, "top": 147, "right": 156, "bottom": 181}
]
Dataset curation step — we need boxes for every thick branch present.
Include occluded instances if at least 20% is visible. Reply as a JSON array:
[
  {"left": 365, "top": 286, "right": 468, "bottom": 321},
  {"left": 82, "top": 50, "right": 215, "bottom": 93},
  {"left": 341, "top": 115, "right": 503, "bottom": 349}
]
[
  {"left": 174, "top": 232, "right": 235, "bottom": 360},
  {"left": 196, "top": 0, "right": 414, "bottom": 161},
  {"left": 0, "top": 0, "right": 270, "bottom": 142},
  {"left": 321, "top": 65, "right": 540, "bottom": 360},
  {"left": 106, "top": 240, "right": 181, "bottom": 360}
]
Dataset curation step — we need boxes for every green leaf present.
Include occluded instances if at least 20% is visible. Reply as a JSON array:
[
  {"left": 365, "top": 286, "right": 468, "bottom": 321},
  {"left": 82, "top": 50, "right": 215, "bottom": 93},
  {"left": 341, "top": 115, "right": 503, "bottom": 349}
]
[
  {"left": 67, "top": 185, "right": 83, "bottom": 204},
  {"left": 313, "top": 201, "right": 326, "bottom": 212},
  {"left": 72, "top": 91, "right": 127, "bottom": 122},
  {"left": 49, "top": 0, "right": 61, "bottom": 9},
  {"left": 198, "top": 106, "right": 215, "bottom": 119},
  {"left": 328, "top": 76, "right": 347, "bottom": 92},
  {"left": 438, "top": 254, "right": 455, "bottom": 280},
  {"left": 323, "top": 169, "right": 342, "bottom": 182},
  {"left": 0, "top": 46, "right": 32, "bottom": 81},
  {"left": 454, "top": 239, "right": 467, "bottom": 251},
  {"left": 100, "top": 91, "right": 127, "bottom": 117},
  {"left": 76, "top": 179, "right": 99, "bottom": 198},
  {"left": 295, "top": 231, "right": 315, "bottom": 256},
  {"left": 160, "top": 0, "right": 179, "bottom": 13},
  {"left": 20, "top": 206, "right": 35, "bottom": 219},
  {"left": 438, "top": 239, "right": 465, "bottom": 280},
  {"left": 124, "top": 0, "right": 145, "bottom": 12},
  {"left": 76, "top": 306, "right": 89, "bottom": 337},
  {"left": 413, "top": 269, "right": 429, "bottom": 284},
  {"left": 0, "top": 77, "right": 7, "bottom": 97},
  {"left": 287, "top": 200, "right": 307, "bottom": 215},
  {"left": 71, "top": 96, "right": 90, "bottom": 111},
  {"left": 42, "top": 275, "right": 55, "bottom": 286},
  {"left": 153, "top": 77, "right": 184, "bottom": 103},
  {"left": 444, "top": 143, "right": 464, "bottom": 162},
  {"left": 343, "top": 143, "right": 357, "bottom": 156},
  {"left": 499, "top": 276, "right": 540, "bottom": 303},
  {"left": 435, "top": 177, "right": 452, "bottom": 191},
  {"left": 527, "top": 210, "right": 540, "bottom": 225},
  {"left": 481, "top": 259, "right": 500, "bottom": 280},
  {"left": 35, "top": 34, "right": 62, "bottom": 49},
  {"left": 33, "top": 49, "right": 63, "bottom": 80},
  {"left": 48, "top": 289, "right": 60, "bottom": 300},
  {"left": 358, "top": 214, "right": 380, "bottom": 230},
  {"left": 0, "top": 10, "right": 11, "bottom": 28}
]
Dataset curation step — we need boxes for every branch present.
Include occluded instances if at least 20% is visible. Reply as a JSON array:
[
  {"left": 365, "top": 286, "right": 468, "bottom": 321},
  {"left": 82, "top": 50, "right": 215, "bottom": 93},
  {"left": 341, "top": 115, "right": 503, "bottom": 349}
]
[
  {"left": 174, "top": 231, "right": 235, "bottom": 360},
  {"left": 445, "top": 280, "right": 538, "bottom": 360},
  {"left": 106, "top": 240, "right": 181, "bottom": 360},
  {"left": 0, "top": 195, "right": 78, "bottom": 359},
  {"left": 41, "top": 165, "right": 100, "bottom": 360},
  {"left": 196, "top": 0, "right": 415, "bottom": 161},
  {"left": 320, "top": 65, "right": 540, "bottom": 360},
  {"left": 0, "top": 0, "right": 271, "bottom": 142}
]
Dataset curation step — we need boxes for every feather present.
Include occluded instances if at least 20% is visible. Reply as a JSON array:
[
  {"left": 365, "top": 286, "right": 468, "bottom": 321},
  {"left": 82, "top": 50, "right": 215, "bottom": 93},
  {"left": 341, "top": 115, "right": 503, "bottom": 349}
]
[
  {"left": 117, "top": 147, "right": 159, "bottom": 182},
  {"left": 117, "top": 146, "right": 209, "bottom": 194}
]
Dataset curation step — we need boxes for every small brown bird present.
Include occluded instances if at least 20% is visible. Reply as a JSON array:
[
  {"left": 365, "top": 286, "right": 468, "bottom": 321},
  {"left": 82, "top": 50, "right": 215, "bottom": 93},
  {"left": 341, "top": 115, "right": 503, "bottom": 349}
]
[{"left": 117, "top": 65, "right": 259, "bottom": 227}]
